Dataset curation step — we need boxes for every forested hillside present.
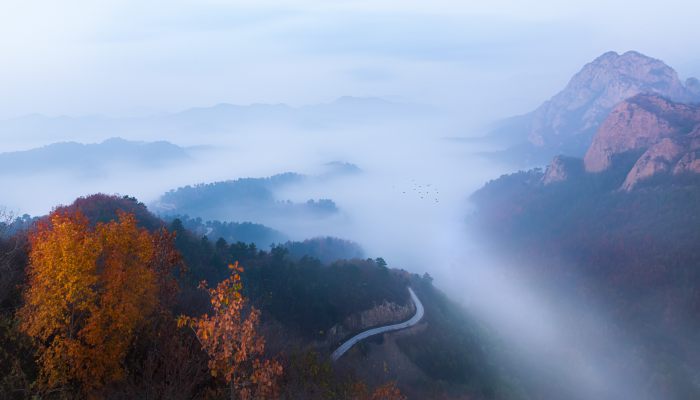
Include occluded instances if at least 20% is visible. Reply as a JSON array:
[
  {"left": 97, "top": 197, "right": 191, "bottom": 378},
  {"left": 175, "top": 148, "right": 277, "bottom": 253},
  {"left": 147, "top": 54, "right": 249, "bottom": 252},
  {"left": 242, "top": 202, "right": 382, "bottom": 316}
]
[
  {"left": 0, "top": 195, "right": 513, "bottom": 399},
  {"left": 471, "top": 155, "right": 700, "bottom": 399},
  {"left": 152, "top": 173, "right": 338, "bottom": 223}
]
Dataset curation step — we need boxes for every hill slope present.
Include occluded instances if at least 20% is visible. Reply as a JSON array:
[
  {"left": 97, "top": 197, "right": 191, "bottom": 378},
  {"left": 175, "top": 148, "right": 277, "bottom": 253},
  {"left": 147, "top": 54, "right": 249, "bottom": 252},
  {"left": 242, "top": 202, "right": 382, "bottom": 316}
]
[
  {"left": 151, "top": 173, "right": 339, "bottom": 230},
  {"left": 472, "top": 94, "right": 700, "bottom": 398}
]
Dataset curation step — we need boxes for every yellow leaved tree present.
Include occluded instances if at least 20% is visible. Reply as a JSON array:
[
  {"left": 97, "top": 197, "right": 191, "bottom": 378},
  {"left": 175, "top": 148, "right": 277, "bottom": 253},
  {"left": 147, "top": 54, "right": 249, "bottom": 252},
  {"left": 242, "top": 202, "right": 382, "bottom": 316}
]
[{"left": 18, "top": 210, "right": 176, "bottom": 394}]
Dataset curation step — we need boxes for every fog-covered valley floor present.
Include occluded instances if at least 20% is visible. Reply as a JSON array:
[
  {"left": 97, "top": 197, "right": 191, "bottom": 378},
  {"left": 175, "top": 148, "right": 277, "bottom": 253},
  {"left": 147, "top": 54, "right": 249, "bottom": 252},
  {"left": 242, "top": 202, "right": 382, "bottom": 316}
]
[
  {"left": 0, "top": 105, "right": 661, "bottom": 399},
  {"left": 3, "top": 2, "right": 700, "bottom": 398}
]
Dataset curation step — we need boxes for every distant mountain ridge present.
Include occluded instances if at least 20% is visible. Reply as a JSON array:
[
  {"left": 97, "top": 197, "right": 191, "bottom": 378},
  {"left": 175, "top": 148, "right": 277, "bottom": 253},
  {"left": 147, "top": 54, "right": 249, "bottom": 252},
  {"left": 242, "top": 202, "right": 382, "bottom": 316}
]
[
  {"left": 491, "top": 51, "right": 700, "bottom": 163},
  {"left": 0, "top": 137, "right": 188, "bottom": 176},
  {"left": 0, "top": 97, "right": 431, "bottom": 147}
]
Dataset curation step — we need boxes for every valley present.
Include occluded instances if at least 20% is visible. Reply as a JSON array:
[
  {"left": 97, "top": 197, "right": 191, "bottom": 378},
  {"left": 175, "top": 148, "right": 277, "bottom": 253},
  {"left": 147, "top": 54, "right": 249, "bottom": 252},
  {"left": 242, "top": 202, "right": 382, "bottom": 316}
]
[{"left": 1, "top": 3, "right": 700, "bottom": 397}]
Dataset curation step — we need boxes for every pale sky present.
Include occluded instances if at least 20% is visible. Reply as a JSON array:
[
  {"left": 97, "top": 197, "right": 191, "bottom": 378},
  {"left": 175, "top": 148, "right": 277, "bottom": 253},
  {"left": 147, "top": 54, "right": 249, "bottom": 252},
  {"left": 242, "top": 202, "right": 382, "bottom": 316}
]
[{"left": 1, "top": 0, "right": 699, "bottom": 121}]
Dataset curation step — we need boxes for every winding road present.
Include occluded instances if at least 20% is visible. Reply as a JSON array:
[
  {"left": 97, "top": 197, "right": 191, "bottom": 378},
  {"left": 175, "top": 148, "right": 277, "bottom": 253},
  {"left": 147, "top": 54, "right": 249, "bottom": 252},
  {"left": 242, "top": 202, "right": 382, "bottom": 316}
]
[{"left": 331, "top": 287, "right": 424, "bottom": 361}]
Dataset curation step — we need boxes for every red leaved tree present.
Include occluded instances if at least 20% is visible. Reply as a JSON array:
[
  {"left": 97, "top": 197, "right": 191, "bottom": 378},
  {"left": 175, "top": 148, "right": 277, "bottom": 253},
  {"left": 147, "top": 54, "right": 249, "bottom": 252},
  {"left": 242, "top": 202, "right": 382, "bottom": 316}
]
[{"left": 179, "top": 262, "right": 283, "bottom": 400}]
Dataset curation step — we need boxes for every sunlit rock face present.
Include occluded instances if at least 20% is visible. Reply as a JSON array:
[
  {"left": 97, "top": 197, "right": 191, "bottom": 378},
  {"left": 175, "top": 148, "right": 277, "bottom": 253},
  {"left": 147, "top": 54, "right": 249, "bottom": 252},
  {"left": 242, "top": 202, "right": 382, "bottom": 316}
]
[
  {"left": 526, "top": 51, "right": 699, "bottom": 149},
  {"left": 575, "top": 94, "right": 700, "bottom": 190},
  {"left": 673, "top": 148, "right": 700, "bottom": 176},
  {"left": 621, "top": 138, "right": 685, "bottom": 190},
  {"left": 583, "top": 94, "right": 692, "bottom": 172},
  {"left": 542, "top": 155, "right": 583, "bottom": 185}
]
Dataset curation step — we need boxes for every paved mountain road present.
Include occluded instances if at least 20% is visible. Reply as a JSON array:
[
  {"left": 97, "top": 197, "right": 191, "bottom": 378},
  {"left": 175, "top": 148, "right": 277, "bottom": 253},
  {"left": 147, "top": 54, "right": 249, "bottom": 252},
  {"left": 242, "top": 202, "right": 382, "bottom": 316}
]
[{"left": 331, "top": 287, "right": 424, "bottom": 361}]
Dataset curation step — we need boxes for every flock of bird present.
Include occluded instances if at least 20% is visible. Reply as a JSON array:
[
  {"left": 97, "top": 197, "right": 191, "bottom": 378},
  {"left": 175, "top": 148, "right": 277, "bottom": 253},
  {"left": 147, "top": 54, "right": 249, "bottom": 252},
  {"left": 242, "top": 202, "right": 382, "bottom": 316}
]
[{"left": 394, "top": 179, "right": 440, "bottom": 203}]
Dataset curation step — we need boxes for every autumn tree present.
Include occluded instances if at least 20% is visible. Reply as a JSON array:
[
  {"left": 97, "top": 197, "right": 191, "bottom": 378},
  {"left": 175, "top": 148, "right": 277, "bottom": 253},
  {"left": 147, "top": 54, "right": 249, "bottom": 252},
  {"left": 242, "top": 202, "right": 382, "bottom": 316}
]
[
  {"left": 18, "top": 210, "right": 180, "bottom": 394},
  {"left": 76, "top": 212, "right": 159, "bottom": 389},
  {"left": 368, "top": 381, "right": 406, "bottom": 400},
  {"left": 179, "top": 262, "right": 283, "bottom": 400},
  {"left": 18, "top": 211, "right": 100, "bottom": 391},
  {"left": 351, "top": 381, "right": 406, "bottom": 400}
]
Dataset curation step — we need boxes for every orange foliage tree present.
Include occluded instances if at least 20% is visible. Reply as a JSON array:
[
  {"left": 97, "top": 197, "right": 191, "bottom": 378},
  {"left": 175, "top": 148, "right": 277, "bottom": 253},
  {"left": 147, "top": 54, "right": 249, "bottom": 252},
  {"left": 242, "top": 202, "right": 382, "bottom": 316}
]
[
  {"left": 18, "top": 210, "right": 179, "bottom": 393},
  {"left": 351, "top": 381, "right": 407, "bottom": 400},
  {"left": 179, "top": 262, "right": 283, "bottom": 400},
  {"left": 369, "top": 381, "right": 406, "bottom": 400}
]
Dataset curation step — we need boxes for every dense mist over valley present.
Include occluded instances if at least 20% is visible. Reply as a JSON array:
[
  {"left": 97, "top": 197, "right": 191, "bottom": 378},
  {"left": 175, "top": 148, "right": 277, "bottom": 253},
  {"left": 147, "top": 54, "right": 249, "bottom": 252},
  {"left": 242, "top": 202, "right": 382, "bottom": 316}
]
[
  {"left": 0, "top": 78, "right": 676, "bottom": 400},
  {"left": 0, "top": 101, "right": 506, "bottom": 251},
  {"left": 2, "top": 2, "right": 700, "bottom": 399}
]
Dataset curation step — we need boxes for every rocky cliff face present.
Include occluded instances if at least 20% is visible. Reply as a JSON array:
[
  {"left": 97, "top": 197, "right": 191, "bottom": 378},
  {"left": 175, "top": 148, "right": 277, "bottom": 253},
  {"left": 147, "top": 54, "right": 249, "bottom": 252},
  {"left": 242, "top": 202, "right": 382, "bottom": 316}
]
[
  {"left": 542, "top": 94, "right": 700, "bottom": 190},
  {"left": 577, "top": 94, "right": 700, "bottom": 190},
  {"left": 542, "top": 155, "right": 583, "bottom": 184},
  {"left": 583, "top": 94, "right": 700, "bottom": 172},
  {"left": 519, "top": 51, "right": 699, "bottom": 153},
  {"left": 620, "top": 138, "right": 685, "bottom": 190},
  {"left": 622, "top": 127, "right": 700, "bottom": 190}
]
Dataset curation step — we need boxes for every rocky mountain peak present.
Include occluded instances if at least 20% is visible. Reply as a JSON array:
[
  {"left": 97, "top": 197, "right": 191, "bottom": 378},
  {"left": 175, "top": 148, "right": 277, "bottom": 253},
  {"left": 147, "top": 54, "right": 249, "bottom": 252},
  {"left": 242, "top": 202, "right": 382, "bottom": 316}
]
[{"left": 525, "top": 51, "right": 699, "bottom": 152}]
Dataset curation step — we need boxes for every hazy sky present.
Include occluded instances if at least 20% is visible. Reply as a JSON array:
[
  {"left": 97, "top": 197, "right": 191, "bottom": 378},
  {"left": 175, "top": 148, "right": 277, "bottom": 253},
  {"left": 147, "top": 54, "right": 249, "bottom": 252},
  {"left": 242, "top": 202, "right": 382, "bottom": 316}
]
[{"left": 1, "top": 0, "right": 699, "bottom": 122}]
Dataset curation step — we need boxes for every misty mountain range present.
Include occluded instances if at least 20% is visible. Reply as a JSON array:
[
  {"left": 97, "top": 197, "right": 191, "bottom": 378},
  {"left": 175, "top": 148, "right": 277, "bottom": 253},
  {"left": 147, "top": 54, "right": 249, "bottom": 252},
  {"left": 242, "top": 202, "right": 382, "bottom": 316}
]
[
  {"left": 4, "top": 0, "right": 700, "bottom": 397},
  {"left": 0, "top": 137, "right": 189, "bottom": 177},
  {"left": 0, "top": 97, "right": 433, "bottom": 148},
  {"left": 3, "top": 47, "right": 700, "bottom": 399}
]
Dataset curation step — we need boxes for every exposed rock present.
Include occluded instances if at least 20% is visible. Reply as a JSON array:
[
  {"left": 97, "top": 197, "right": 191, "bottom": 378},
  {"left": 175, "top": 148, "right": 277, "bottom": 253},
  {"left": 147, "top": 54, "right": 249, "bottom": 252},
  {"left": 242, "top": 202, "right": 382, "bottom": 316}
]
[
  {"left": 578, "top": 94, "right": 700, "bottom": 190},
  {"left": 345, "top": 300, "right": 415, "bottom": 331},
  {"left": 583, "top": 94, "right": 700, "bottom": 172},
  {"left": 621, "top": 138, "right": 685, "bottom": 190},
  {"left": 688, "top": 125, "right": 700, "bottom": 147},
  {"left": 494, "top": 51, "right": 700, "bottom": 158},
  {"left": 530, "top": 51, "right": 699, "bottom": 147},
  {"left": 585, "top": 94, "right": 700, "bottom": 172},
  {"left": 675, "top": 127, "right": 700, "bottom": 176},
  {"left": 326, "top": 300, "right": 415, "bottom": 345},
  {"left": 542, "top": 155, "right": 583, "bottom": 184},
  {"left": 673, "top": 150, "right": 700, "bottom": 175}
]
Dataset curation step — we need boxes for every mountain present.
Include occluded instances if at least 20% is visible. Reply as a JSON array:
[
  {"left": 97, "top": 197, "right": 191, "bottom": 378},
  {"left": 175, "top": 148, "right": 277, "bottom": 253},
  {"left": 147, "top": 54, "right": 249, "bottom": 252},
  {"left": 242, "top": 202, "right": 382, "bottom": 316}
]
[
  {"left": 491, "top": 51, "right": 700, "bottom": 163},
  {"left": 0, "top": 137, "right": 189, "bottom": 176},
  {"left": 170, "top": 96, "right": 425, "bottom": 129},
  {"left": 151, "top": 173, "right": 339, "bottom": 229},
  {"left": 537, "top": 94, "right": 700, "bottom": 190},
  {"left": 166, "top": 215, "right": 287, "bottom": 249},
  {"left": 282, "top": 237, "right": 365, "bottom": 264},
  {"left": 0, "top": 97, "right": 431, "bottom": 147},
  {"left": 582, "top": 94, "right": 700, "bottom": 189},
  {"left": 472, "top": 93, "right": 700, "bottom": 400},
  {"left": 322, "top": 161, "right": 363, "bottom": 176}
]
